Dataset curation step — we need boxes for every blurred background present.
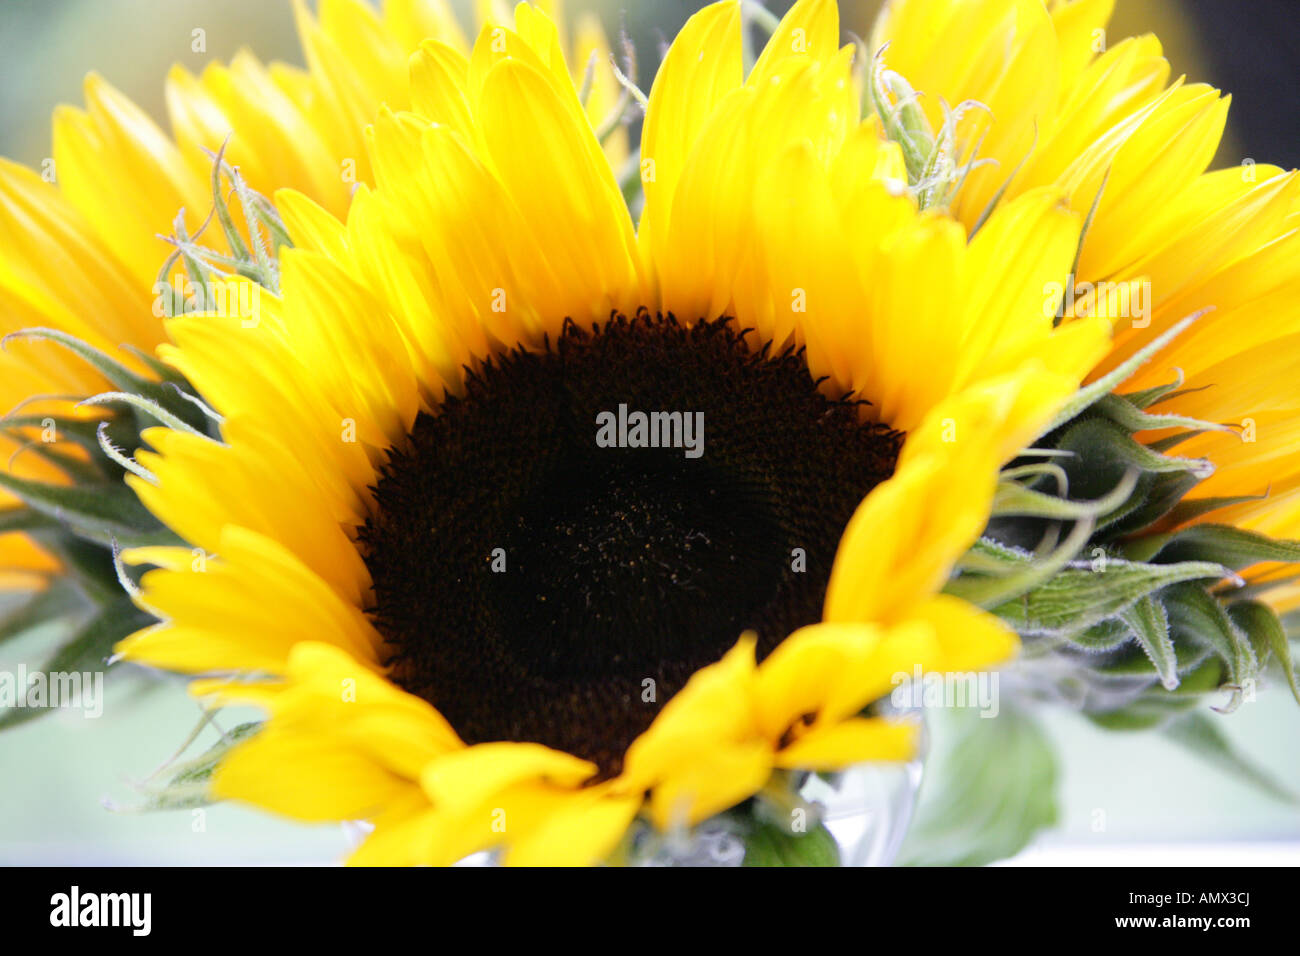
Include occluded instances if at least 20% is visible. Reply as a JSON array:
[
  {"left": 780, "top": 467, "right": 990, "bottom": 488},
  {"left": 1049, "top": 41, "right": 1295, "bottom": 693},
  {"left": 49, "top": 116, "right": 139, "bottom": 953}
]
[
  {"left": 1, "top": 0, "right": 1298, "bottom": 864},
  {"left": 3, "top": 0, "right": 1299, "bottom": 169}
]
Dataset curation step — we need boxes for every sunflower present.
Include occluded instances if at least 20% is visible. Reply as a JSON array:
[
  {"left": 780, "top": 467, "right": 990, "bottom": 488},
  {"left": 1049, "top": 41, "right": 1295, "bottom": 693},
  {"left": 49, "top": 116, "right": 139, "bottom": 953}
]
[
  {"left": 8, "top": 0, "right": 1293, "bottom": 864},
  {"left": 0, "top": 0, "right": 626, "bottom": 589},
  {"left": 870, "top": 0, "right": 1300, "bottom": 604},
  {"left": 93, "top": 0, "right": 1118, "bottom": 864}
]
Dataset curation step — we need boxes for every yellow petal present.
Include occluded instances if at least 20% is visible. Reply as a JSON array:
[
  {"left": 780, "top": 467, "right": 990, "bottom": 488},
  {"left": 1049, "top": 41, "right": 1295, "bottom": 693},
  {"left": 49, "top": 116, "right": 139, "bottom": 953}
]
[
  {"left": 775, "top": 716, "right": 919, "bottom": 769},
  {"left": 214, "top": 728, "right": 417, "bottom": 822},
  {"left": 502, "top": 787, "right": 642, "bottom": 866},
  {"left": 749, "top": 0, "right": 840, "bottom": 88},
  {"left": 620, "top": 634, "right": 758, "bottom": 790},
  {"left": 116, "top": 526, "right": 381, "bottom": 674},
  {"left": 902, "top": 593, "right": 1021, "bottom": 674},
  {"left": 644, "top": 738, "right": 773, "bottom": 830},
  {"left": 754, "top": 621, "right": 940, "bottom": 739},
  {"left": 420, "top": 741, "right": 596, "bottom": 809}
]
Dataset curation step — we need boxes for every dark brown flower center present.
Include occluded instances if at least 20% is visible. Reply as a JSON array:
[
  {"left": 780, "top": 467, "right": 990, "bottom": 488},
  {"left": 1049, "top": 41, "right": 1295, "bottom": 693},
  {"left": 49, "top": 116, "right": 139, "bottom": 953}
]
[{"left": 361, "top": 312, "right": 901, "bottom": 776}]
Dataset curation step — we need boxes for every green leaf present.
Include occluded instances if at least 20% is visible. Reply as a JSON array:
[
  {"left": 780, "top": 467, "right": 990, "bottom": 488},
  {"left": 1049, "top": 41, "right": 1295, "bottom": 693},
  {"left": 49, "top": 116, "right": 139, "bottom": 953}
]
[
  {"left": 897, "top": 706, "right": 1058, "bottom": 866},
  {"left": 1120, "top": 594, "right": 1179, "bottom": 690},
  {"left": 990, "top": 558, "right": 1227, "bottom": 637},
  {"left": 1163, "top": 712, "right": 1298, "bottom": 805},
  {"left": 741, "top": 820, "right": 841, "bottom": 867},
  {"left": 0, "top": 599, "right": 153, "bottom": 730}
]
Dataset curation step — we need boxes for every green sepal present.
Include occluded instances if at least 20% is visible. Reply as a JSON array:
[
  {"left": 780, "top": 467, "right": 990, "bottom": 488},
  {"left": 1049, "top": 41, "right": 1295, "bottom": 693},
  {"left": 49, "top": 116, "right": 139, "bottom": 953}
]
[
  {"left": 1, "top": 328, "right": 208, "bottom": 434},
  {"left": 1066, "top": 617, "right": 1133, "bottom": 652},
  {"left": 0, "top": 598, "right": 153, "bottom": 730},
  {"left": 946, "top": 514, "right": 1095, "bottom": 610},
  {"left": 1087, "top": 631, "right": 1210, "bottom": 679},
  {"left": 992, "top": 467, "right": 1140, "bottom": 520},
  {"left": 1160, "top": 493, "right": 1268, "bottom": 528},
  {"left": 1145, "top": 429, "right": 1207, "bottom": 453},
  {"left": 23, "top": 533, "right": 123, "bottom": 606},
  {"left": 79, "top": 391, "right": 211, "bottom": 438},
  {"left": 1093, "top": 392, "right": 1232, "bottom": 437},
  {"left": 1084, "top": 657, "right": 1227, "bottom": 730},
  {"left": 1121, "top": 369, "right": 1186, "bottom": 410},
  {"left": 7, "top": 438, "right": 108, "bottom": 487},
  {"left": 1227, "top": 600, "right": 1300, "bottom": 706},
  {"left": 0, "top": 578, "right": 89, "bottom": 648},
  {"left": 0, "top": 414, "right": 105, "bottom": 456},
  {"left": 954, "top": 536, "right": 1034, "bottom": 574},
  {"left": 1058, "top": 170, "right": 1106, "bottom": 304},
  {"left": 207, "top": 145, "right": 253, "bottom": 266},
  {"left": 1056, "top": 417, "right": 1212, "bottom": 484},
  {"left": 1119, "top": 594, "right": 1179, "bottom": 690},
  {"left": 1101, "top": 470, "right": 1201, "bottom": 538},
  {"left": 0, "top": 506, "right": 59, "bottom": 536},
  {"left": 4, "top": 329, "right": 169, "bottom": 409},
  {"left": 113, "top": 721, "right": 262, "bottom": 812},
  {"left": 1138, "top": 524, "right": 1300, "bottom": 573},
  {"left": 0, "top": 470, "right": 177, "bottom": 549},
  {"left": 868, "top": 56, "right": 935, "bottom": 186},
  {"left": 121, "top": 344, "right": 190, "bottom": 385},
  {"left": 989, "top": 558, "right": 1227, "bottom": 637},
  {"left": 1033, "top": 312, "right": 1203, "bottom": 441},
  {"left": 1163, "top": 583, "right": 1257, "bottom": 713},
  {"left": 951, "top": 473, "right": 1136, "bottom": 609}
]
